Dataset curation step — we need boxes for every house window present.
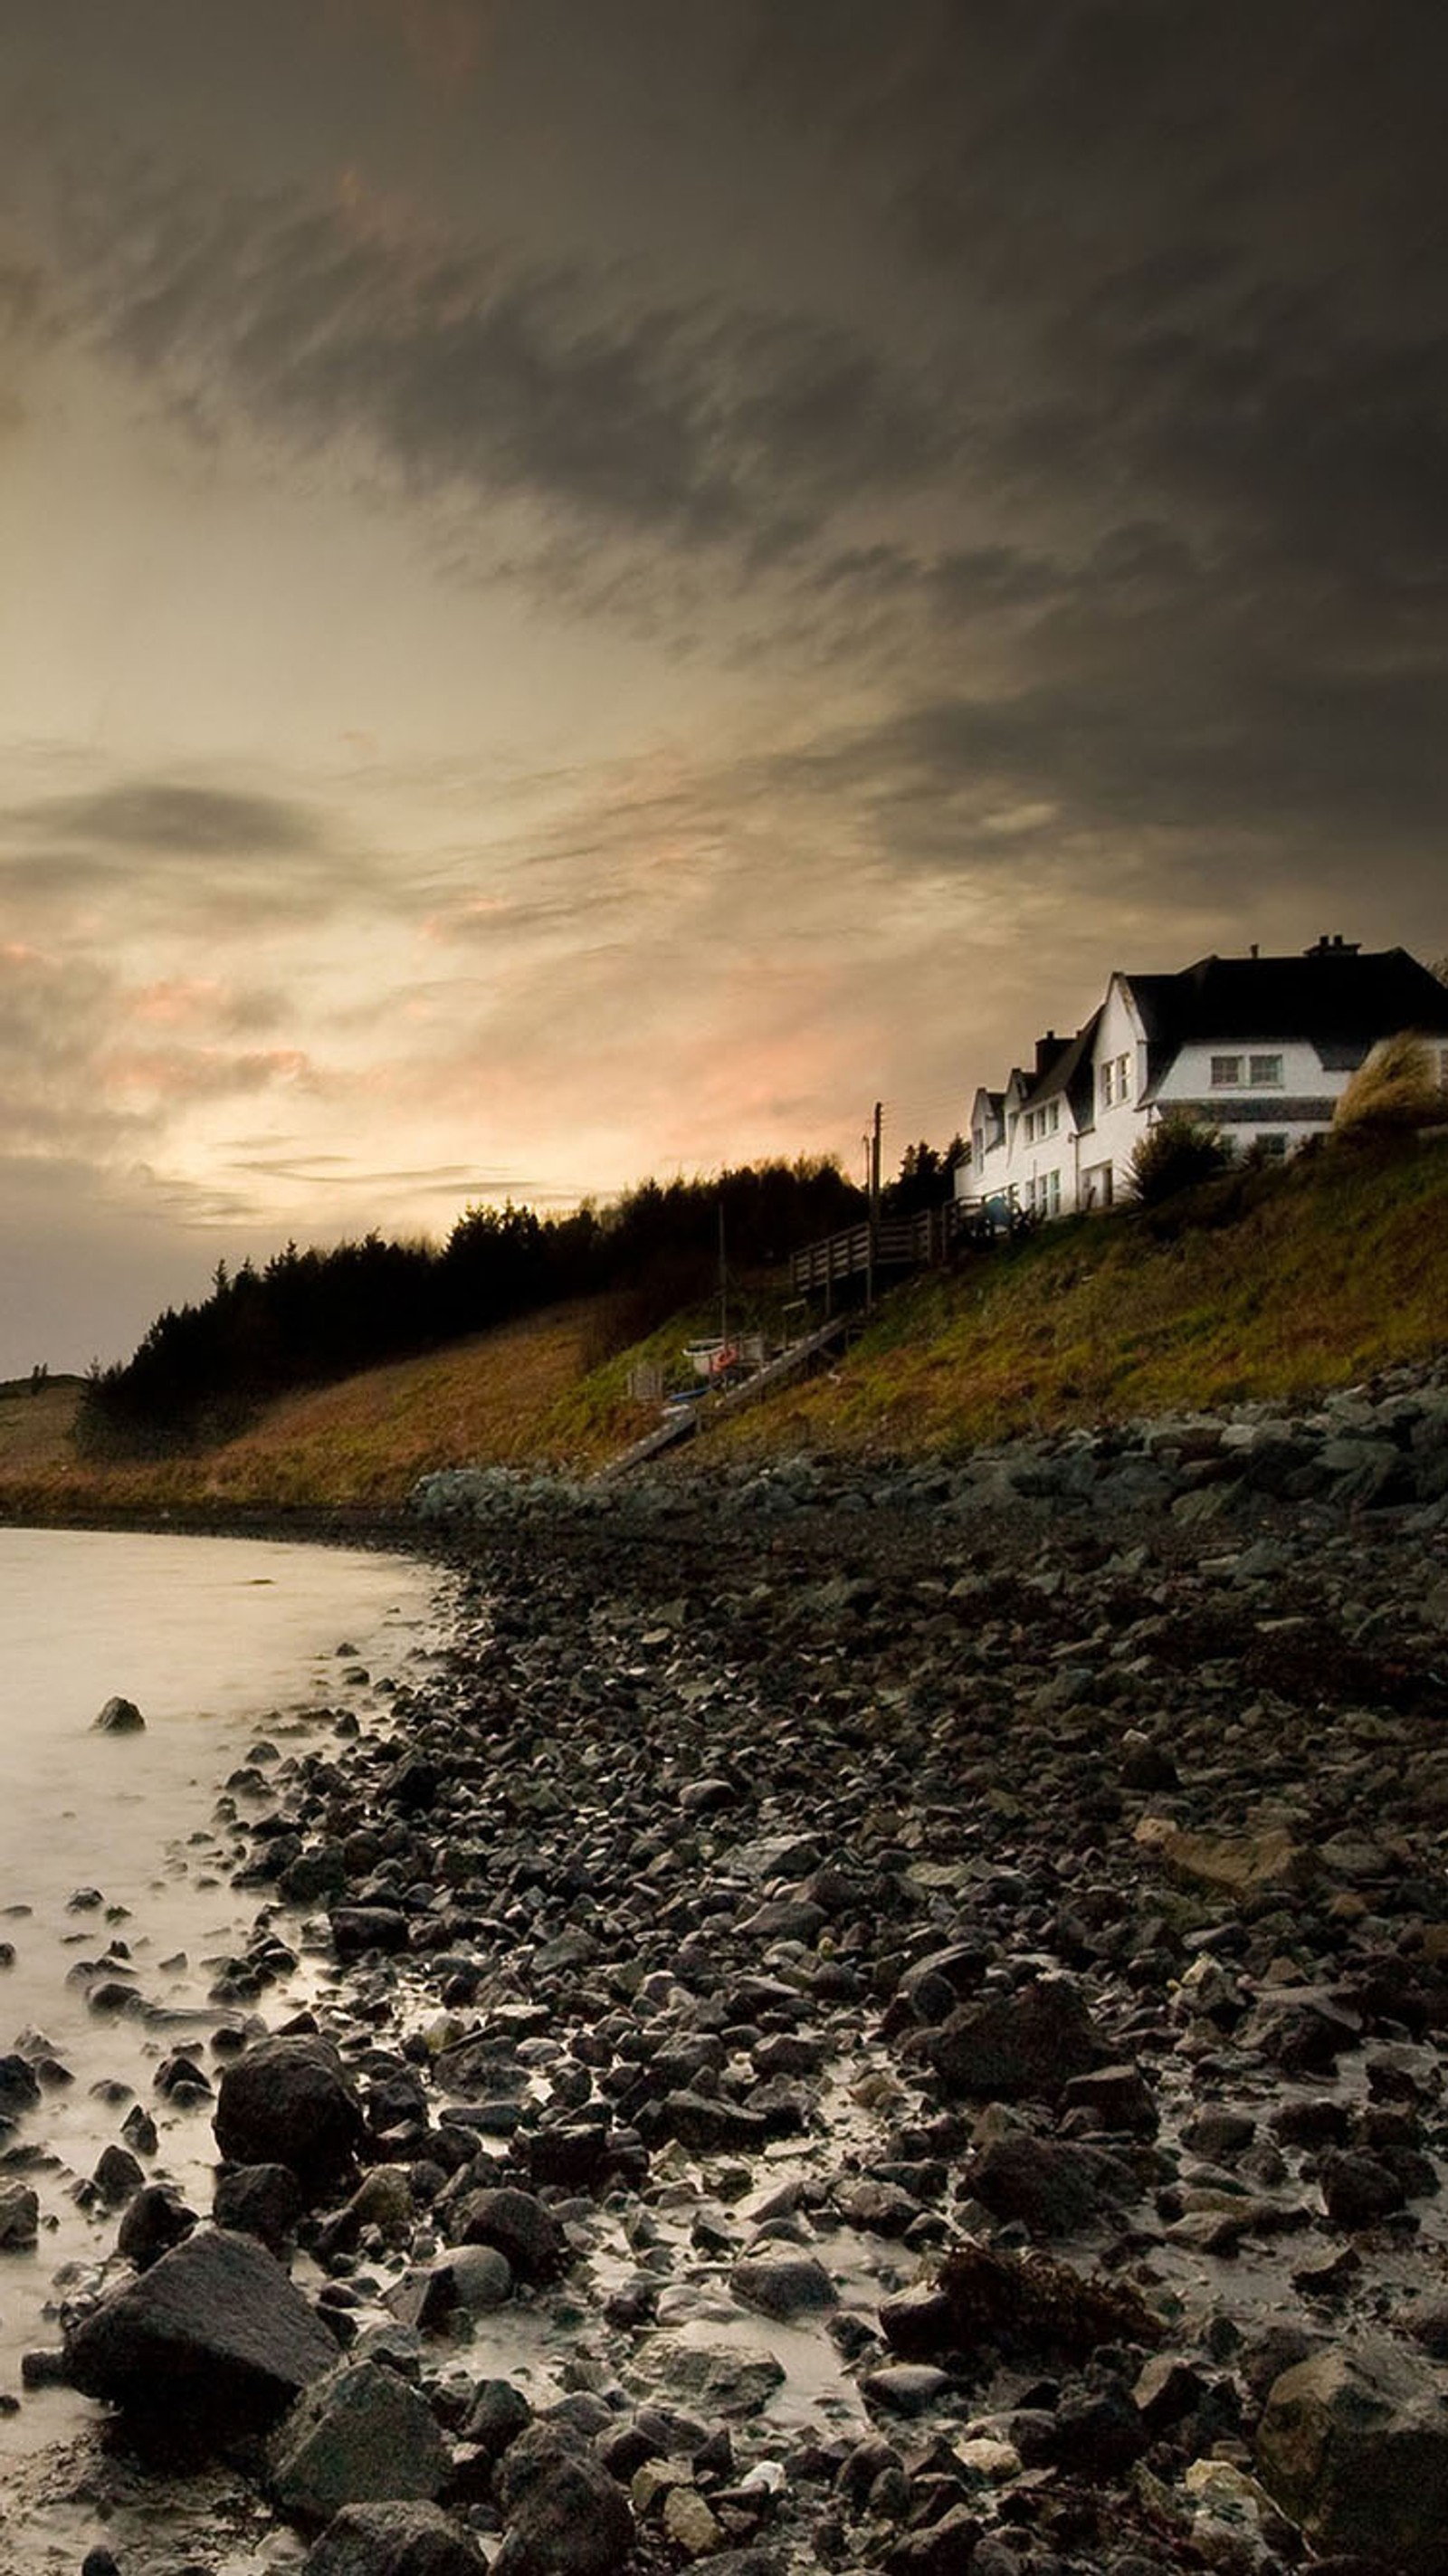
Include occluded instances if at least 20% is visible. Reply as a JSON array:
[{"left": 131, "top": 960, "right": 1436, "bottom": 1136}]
[
  {"left": 1258, "top": 1133, "right": 1288, "bottom": 1159},
  {"left": 1249, "top": 1053, "right": 1283, "bottom": 1087},
  {"left": 1044, "top": 1168, "right": 1062, "bottom": 1216},
  {"left": 1046, "top": 1100, "right": 1060, "bottom": 1136},
  {"left": 1100, "top": 1062, "right": 1114, "bottom": 1109},
  {"left": 1117, "top": 1054, "right": 1130, "bottom": 1100},
  {"left": 1211, "top": 1054, "right": 1243, "bottom": 1087}
]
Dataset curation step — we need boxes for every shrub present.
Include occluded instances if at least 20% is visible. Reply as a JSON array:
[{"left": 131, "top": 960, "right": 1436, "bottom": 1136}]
[{"left": 1127, "top": 1113, "right": 1234, "bottom": 1208}]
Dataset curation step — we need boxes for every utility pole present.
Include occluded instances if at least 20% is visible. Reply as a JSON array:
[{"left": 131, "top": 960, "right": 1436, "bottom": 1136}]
[{"left": 865, "top": 1100, "right": 882, "bottom": 1312}]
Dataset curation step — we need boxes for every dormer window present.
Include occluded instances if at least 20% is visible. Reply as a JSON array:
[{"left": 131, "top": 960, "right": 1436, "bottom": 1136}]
[
  {"left": 1249, "top": 1053, "right": 1283, "bottom": 1087},
  {"left": 1211, "top": 1054, "right": 1243, "bottom": 1087}
]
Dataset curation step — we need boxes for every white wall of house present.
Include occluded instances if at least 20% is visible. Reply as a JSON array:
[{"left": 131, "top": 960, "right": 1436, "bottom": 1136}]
[
  {"left": 963, "top": 1077, "right": 1073, "bottom": 1216},
  {"left": 1079, "top": 978, "right": 1149, "bottom": 1205},
  {"left": 1155, "top": 1037, "right": 1339, "bottom": 1158}
]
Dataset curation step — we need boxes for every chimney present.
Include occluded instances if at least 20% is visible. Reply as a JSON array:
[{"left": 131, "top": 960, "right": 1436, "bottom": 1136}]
[
  {"left": 1304, "top": 932, "right": 1361, "bottom": 958},
  {"left": 1034, "top": 1029, "right": 1060, "bottom": 1078}
]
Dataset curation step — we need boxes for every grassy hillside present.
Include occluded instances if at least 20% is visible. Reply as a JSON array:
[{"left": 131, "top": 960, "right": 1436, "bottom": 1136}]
[
  {"left": 712, "top": 1134, "right": 1448, "bottom": 1459},
  {"left": 1, "top": 1134, "right": 1445, "bottom": 1521},
  {"left": 0, "top": 1309, "right": 606, "bottom": 1521}
]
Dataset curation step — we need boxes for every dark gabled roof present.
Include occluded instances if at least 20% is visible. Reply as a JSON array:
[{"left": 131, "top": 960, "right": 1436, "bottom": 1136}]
[
  {"left": 1125, "top": 947, "right": 1448, "bottom": 1050},
  {"left": 1024, "top": 1007, "right": 1102, "bottom": 1118}
]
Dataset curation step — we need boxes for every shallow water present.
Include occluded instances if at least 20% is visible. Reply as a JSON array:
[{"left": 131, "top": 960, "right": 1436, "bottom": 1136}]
[{"left": 0, "top": 1525, "right": 438, "bottom": 2453}]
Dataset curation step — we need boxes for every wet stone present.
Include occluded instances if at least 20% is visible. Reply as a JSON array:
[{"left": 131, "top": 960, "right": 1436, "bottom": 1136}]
[{"left": 730, "top": 2252, "right": 839, "bottom": 2318}]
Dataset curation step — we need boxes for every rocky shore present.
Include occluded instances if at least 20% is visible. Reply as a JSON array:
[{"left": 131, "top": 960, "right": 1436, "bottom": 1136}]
[{"left": 19, "top": 1360, "right": 1448, "bottom": 2573}]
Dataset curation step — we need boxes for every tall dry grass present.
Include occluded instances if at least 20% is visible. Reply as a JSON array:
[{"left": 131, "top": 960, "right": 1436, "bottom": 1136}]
[{"left": 1334, "top": 1031, "right": 1444, "bottom": 1139}]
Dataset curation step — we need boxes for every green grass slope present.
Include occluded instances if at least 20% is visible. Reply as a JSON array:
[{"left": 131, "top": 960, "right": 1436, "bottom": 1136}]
[
  {"left": 710, "top": 1134, "right": 1448, "bottom": 1459},
  {"left": 1, "top": 1135, "right": 1444, "bottom": 1520}
]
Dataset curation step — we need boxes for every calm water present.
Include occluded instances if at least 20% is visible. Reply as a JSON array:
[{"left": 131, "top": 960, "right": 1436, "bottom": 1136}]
[{"left": 0, "top": 1524, "right": 439, "bottom": 2449}]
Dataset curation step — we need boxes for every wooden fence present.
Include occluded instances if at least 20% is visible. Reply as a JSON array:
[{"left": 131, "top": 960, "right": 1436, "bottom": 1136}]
[{"left": 789, "top": 1198, "right": 973, "bottom": 1296}]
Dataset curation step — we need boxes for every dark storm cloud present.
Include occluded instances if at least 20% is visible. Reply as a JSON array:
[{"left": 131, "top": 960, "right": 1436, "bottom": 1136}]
[
  {"left": 37, "top": 781, "right": 324, "bottom": 857},
  {"left": 0, "top": 777, "right": 387, "bottom": 931},
  {"left": 46, "top": 161, "right": 957, "bottom": 566},
  {"left": 0, "top": 244, "right": 62, "bottom": 429},
  {"left": 757, "top": 645, "right": 1448, "bottom": 911},
  {"left": 745, "top": 11, "right": 1448, "bottom": 585},
  {"left": 0, "top": 252, "right": 53, "bottom": 345},
  {"left": 12, "top": 0, "right": 1446, "bottom": 946}
]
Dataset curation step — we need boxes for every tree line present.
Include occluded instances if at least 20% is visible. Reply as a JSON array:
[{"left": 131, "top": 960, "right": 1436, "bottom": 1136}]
[{"left": 80, "top": 1152, "right": 968, "bottom": 1457}]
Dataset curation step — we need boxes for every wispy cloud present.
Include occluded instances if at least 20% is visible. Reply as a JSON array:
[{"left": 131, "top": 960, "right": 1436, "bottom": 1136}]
[{"left": 42, "top": 157, "right": 958, "bottom": 585}]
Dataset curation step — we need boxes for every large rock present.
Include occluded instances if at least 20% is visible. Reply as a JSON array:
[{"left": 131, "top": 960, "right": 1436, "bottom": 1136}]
[
  {"left": 93, "top": 1694, "right": 145, "bottom": 1733},
  {"left": 731, "top": 2253, "right": 839, "bottom": 2319},
  {"left": 494, "top": 2428, "right": 634, "bottom": 2576},
  {"left": 214, "top": 2160, "right": 307, "bottom": 2255},
  {"left": 1255, "top": 2335, "right": 1448, "bottom": 2571},
  {"left": 0, "top": 2180, "right": 40, "bottom": 2246},
  {"left": 458, "top": 2185, "right": 567, "bottom": 2282},
  {"left": 928, "top": 1977, "right": 1102, "bottom": 2102},
  {"left": 0, "top": 2052, "right": 42, "bottom": 2119},
  {"left": 967, "top": 2133, "right": 1121, "bottom": 2237},
  {"left": 64, "top": 2226, "right": 338, "bottom": 2440},
  {"left": 270, "top": 2357, "right": 452, "bottom": 2526},
  {"left": 214, "top": 2035, "right": 365, "bottom": 2199},
  {"left": 1133, "top": 1815, "right": 1310, "bottom": 1897},
  {"left": 300, "top": 2501, "right": 486, "bottom": 2575}
]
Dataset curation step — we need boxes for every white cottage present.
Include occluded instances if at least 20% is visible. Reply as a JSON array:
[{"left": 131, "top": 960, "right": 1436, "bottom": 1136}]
[{"left": 957, "top": 936, "right": 1448, "bottom": 1223}]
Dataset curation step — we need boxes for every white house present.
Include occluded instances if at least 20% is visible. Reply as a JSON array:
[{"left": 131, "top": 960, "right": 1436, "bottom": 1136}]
[{"left": 958, "top": 936, "right": 1448, "bottom": 1224}]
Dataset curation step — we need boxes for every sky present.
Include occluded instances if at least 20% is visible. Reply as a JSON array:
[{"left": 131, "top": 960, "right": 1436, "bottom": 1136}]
[{"left": 1, "top": 1, "right": 1444, "bottom": 1374}]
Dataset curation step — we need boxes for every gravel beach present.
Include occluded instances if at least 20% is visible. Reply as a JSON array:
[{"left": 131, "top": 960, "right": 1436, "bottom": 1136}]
[{"left": 20, "top": 1360, "right": 1448, "bottom": 2575}]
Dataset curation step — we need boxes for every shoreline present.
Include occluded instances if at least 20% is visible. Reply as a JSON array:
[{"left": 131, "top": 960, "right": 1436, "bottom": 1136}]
[{"left": 11, "top": 1374, "right": 1448, "bottom": 2571}]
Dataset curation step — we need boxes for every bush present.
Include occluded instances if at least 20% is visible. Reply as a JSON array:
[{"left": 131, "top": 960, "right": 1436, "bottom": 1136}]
[{"left": 1127, "top": 1113, "right": 1234, "bottom": 1208}]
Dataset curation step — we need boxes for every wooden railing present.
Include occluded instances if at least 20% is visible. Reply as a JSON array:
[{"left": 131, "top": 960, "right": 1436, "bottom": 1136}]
[{"left": 789, "top": 1199, "right": 968, "bottom": 1295}]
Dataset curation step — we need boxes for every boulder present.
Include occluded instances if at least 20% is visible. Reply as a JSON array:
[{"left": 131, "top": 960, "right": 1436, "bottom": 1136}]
[
  {"left": 0, "top": 2180, "right": 39, "bottom": 2247},
  {"left": 214, "top": 2160, "right": 307, "bottom": 2255},
  {"left": 214, "top": 2035, "right": 365, "bottom": 2199},
  {"left": 270, "top": 2357, "right": 452, "bottom": 2526},
  {"left": 1133, "top": 1815, "right": 1310, "bottom": 1897},
  {"left": 300, "top": 2501, "right": 486, "bottom": 2575},
  {"left": 493, "top": 2429, "right": 634, "bottom": 2576},
  {"left": 730, "top": 2253, "right": 838, "bottom": 2319},
  {"left": 966, "top": 2133, "right": 1120, "bottom": 2237},
  {"left": 0, "top": 2052, "right": 42, "bottom": 2119},
  {"left": 928, "top": 1977, "right": 1102, "bottom": 2102},
  {"left": 116, "top": 2181, "right": 197, "bottom": 2268},
  {"left": 654, "top": 2090, "right": 770, "bottom": 2152},
  {"left": 1255, "top": 2335, "right": 1448, "bottom": 2571},
  {"left": 64, "top": 2225, "right": 338, "bottom": 2441},
  {"left": 458, "top": 2185, "right": 567, "bottom": 2281},
  {"left": 330, "top": 1907, "right": 412, "bottom": 1960},
  {"left": 93, "top": 1695, "right": 145, "bottom": 1733},
  {"left": 1060, "top": 2063, "right": 1159, "bottom": 2137}
]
